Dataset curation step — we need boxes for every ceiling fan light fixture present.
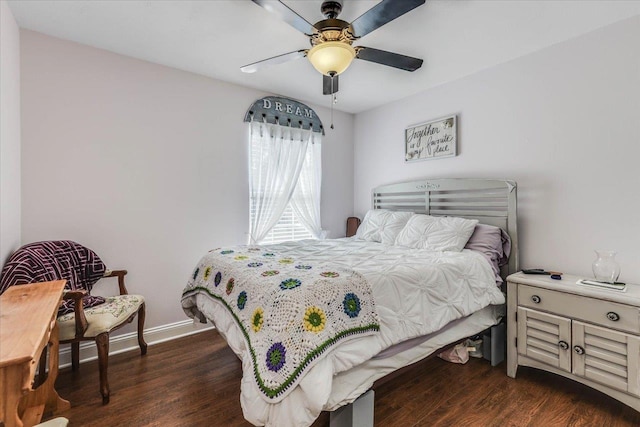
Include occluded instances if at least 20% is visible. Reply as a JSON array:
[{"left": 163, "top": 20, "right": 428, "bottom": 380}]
[{"left": 307, "top": 41, "right": 356, "bottom": 76}]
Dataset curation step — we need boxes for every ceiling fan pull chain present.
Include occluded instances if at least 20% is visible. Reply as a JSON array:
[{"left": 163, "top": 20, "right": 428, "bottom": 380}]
[
  {"left": 330, "top": 73, "right": 335, "bottom": 129},
  {"left": 330, "top": 99, "right": 334, "bottom": 130}
]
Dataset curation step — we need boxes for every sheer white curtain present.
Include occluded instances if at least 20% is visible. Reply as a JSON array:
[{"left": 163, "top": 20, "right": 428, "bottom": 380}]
[
  {"left": 249, "top": 121, "right": 322, "bottom": 244},
  {"left": 290, "top": 132, "right": 325, "bottom": 239}
]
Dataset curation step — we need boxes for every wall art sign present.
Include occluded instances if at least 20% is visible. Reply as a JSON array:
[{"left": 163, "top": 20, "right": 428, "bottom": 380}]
[{"left": 405, "top": 115, "right": 457, "bottom": 162}]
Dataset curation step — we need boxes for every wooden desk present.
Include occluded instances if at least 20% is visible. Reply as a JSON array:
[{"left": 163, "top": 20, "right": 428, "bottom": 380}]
[{"left": 0, "top": 281, "right": 70, "bottom": 427}]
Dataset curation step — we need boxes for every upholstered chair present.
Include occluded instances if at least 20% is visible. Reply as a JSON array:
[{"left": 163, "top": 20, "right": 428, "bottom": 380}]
[{"left": 0, "top": 240, "right": 147, "bottom": 404}]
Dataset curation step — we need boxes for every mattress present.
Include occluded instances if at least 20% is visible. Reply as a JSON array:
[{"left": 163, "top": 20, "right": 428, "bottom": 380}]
[{"left": 182, "top": 238, "right": 505, "bottom": 426}]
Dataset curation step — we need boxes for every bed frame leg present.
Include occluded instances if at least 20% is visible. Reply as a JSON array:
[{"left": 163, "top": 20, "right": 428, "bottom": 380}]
[
  {"left": 482, "top": 323, "right": 506, "bottom": 367},
  {"left": 329, "top": 389, "right": 374, "bottom": 427}
]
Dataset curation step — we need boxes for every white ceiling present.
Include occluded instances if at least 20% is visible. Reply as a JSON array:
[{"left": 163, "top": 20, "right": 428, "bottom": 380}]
[{"left": 8, "top": 0, "right": 640, "bottom": 114}]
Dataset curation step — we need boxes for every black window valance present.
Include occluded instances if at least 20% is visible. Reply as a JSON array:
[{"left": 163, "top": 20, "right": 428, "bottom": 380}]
[{"left": 244, "top": 96, "right": 324, "bottom": 135}]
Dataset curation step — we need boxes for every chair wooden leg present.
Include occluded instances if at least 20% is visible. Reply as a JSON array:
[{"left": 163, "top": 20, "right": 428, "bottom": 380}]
[
  {"left": 96, "top": 332, "right": 110, "bottom": 404},
  {"left": 71, "top": 342, "right": 80, "bottom": 372},
  {"left": 137, "top": 302, "right": 148, "bottom": 356}
]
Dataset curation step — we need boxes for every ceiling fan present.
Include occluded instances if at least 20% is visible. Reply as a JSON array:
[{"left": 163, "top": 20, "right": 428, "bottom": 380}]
[{"left": 241, "top": 0, "right": 425, "bottom": 96}]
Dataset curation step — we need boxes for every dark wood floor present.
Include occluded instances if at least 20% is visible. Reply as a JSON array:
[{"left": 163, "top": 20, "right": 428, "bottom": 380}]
[{"left": 50, "top": 329, "right": 640, "bottom": 426}]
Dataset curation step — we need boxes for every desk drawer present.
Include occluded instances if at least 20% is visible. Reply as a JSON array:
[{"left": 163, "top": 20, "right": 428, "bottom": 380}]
[{"left": 518, "top": 285, "right": 640, "bottom": 334}]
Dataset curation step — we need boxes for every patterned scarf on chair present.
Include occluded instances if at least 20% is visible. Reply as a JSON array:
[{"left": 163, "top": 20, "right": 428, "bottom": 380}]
[{"left": 0, "top": 240, "right": 107, "bottom": 316}]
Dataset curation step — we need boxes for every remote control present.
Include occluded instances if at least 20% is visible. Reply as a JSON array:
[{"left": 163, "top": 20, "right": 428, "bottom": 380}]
[{"left": 522, "top": 269, "right": 549, "bottom": 275}]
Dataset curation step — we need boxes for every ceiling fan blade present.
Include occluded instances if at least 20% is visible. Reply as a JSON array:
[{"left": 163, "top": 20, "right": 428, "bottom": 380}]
[
  {"left": 351, "top": 0, "right": 425, "bottom": 38},
  {"left": 251, "top": 0, "right": 315, "bottom": 35},
  {"left": 241, "top": 50, "right": 307, "bottom": 73},
  {"left": 323, "top": 74, "right": 339, "bottom": 95},
  {"left": 356, "top": 47, "right": 423, "bottom": 72}
]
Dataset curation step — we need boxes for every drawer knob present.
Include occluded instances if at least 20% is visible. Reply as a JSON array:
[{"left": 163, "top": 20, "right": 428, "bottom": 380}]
[
  {"left": 574, "top": 345, "right": 585, "bottom": 355},
  {"left": 531, "top": 295, "right": 541, "bottom": 304},
  {"left": 606, "top": 312, "right": 620, "bottom": 322},
  {"left": 558, "top": 341, "right": 569, "bottom": 350}
]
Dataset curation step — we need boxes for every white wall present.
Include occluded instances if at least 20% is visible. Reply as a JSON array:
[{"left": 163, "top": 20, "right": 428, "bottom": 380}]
[
  {"left": 0, "top": 0, "right": 21, "bottom": 265},
  {"left": 354, "top": 16, "right": 640, "bottom": 283},
  {"left": 20, "top": 30, "right": 354, "bottom": 332}
]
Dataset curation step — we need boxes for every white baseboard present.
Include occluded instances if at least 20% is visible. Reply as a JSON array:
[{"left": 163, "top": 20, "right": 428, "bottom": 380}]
[{"left": 59, "top": 319, "right": 214, "bottom": 368}]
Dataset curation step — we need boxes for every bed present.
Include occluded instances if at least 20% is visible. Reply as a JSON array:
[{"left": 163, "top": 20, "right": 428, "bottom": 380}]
[{"left": 181, "top": 178, "right": 518, "bottom": 427}]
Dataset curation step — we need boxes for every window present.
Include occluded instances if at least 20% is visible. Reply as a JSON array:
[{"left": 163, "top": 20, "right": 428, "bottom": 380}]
[
  {"left": 248, "top": 121, "right": 322, "bottom": 245},
  {"left": 254, "top": 205, "right": 314, "bottom": 245}
]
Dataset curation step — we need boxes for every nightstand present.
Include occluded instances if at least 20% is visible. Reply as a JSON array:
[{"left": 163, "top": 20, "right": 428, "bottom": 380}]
[{"left": 506, "top": 272, "right": 640, "bottom": 412}]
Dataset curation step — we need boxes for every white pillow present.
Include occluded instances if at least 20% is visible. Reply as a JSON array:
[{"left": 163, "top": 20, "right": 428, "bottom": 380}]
[
  {"left": 395, "top": 215, "right": 479, "bottom": 252},
  {"left": 355, "top": 210, "right": 414, "bottom": 244}
]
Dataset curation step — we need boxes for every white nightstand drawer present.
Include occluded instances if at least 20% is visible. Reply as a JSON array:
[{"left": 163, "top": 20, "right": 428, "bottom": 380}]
[{"left": 518, "top": 285, "right": 640, "bottom": 334}]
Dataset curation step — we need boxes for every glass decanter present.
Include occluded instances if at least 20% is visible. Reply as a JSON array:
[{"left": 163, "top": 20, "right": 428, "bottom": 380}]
[{"left": 592, "top": 250, "right": 621, "bottom": 283}]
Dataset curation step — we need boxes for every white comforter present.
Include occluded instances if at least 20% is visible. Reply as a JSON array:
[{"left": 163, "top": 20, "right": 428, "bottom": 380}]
[{"left": 185, "top": 238, "right": 504, "bottom": 427}]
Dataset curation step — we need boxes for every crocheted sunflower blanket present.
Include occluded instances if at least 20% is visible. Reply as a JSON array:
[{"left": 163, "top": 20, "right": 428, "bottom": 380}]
[{"left": 181, "top": 246, "right": 380, "bottom": 402}]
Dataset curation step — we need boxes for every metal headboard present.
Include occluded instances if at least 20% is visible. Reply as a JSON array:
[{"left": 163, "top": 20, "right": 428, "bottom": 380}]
[{"left": 372, "top": 178, "right": 518, "bottom": 279}]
